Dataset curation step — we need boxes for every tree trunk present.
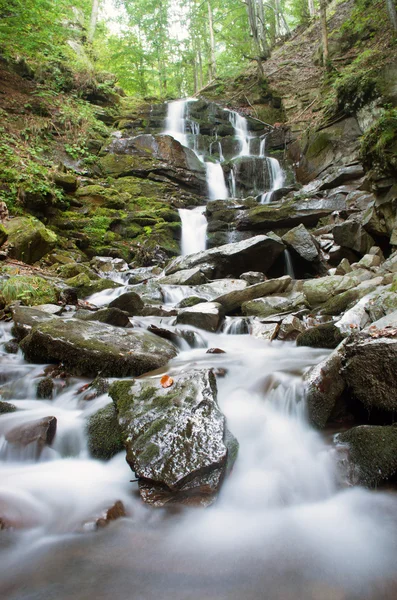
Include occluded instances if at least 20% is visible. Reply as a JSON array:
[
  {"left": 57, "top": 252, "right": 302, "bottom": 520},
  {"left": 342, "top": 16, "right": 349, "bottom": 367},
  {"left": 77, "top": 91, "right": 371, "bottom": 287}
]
[
  {"left": 319, "top": 0, "right": 329, "bottom": 68},
  {"left": 88, "top": 0, "right": 100, "bottom": 43},
  {"left": 308, "top": 0, "right": 316, "bottom": 17},
  {"left": 207, "top": 1, "right": 217, "bottom": 79},
  {"left": 386, "top": 0, "right": 397, "bottom": 31}
]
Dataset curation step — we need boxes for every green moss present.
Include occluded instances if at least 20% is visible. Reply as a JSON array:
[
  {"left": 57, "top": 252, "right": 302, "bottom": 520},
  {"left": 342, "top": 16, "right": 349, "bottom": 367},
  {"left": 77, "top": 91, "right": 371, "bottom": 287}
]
[
  {"left": 110, "top": 379, "right": 137, "bottom": 416},
  {"left": 306, "top": 132, "right": 332, "bottom": 160},
  {"left": 360, "top": 109, "right": 397, "bottom": 176},
  {"left": 86, "top": 403, "right": 124, "bottom": 460},
  {"left": 0, "top": 275, "right": 58, "bottom": 306}
]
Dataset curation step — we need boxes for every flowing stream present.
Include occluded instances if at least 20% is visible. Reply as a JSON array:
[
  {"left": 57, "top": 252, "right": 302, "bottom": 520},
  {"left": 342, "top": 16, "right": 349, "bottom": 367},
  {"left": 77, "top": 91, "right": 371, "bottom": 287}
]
[{"left": 1, "top": 99, "right": 397, "bottom": 599}]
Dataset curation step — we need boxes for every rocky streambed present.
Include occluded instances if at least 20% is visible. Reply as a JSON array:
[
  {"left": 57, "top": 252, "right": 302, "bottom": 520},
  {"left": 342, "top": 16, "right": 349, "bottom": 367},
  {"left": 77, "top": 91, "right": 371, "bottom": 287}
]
[{"left": 1, "top": 97, "right": 397, "bottom": 598}]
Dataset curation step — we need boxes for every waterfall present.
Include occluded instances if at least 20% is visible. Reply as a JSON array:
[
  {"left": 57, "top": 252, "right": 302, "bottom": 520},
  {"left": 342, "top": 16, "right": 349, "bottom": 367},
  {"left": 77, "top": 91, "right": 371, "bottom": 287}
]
[
  {"left": 284, "top": 249, "right": 295, "bottom": 278},
  {"left": 206, "top": 163, "right": 229, "bottom": 201},
  {"left": 164, "top": 99, "right": 188, "bottom": 147},
  {"left": 261, "top": 157, "right": 285, "bottom": 204},
  {"left": 229, "top": 169, "right": 236, "bottom": 197},
  {"left": 179, "top": 207, "right": 207, "bottom": 255},
  {"left": 228, "top": 110, "right": 251, "bottom": 156}
]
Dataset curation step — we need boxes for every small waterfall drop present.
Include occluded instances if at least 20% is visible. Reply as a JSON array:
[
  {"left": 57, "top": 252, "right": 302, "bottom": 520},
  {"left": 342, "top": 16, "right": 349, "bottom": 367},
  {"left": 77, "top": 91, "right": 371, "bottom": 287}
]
[
  {"left": 206, "top": 163, "right": 229, "bottom": 200},
  {"left": 164, "top": 99, "right": 188, "bottom": 147},
  {"left": 284, "top": 249, "right": 295, "bottom": 278},
  {"left": 261, "top": 157, "right": 285, "bottom": 204},
  {"left": 228, "top": 110, "right": 251, "bottom": 156},
  {"left": 179, "top": 206, "right": 207, "bottom": 255}
]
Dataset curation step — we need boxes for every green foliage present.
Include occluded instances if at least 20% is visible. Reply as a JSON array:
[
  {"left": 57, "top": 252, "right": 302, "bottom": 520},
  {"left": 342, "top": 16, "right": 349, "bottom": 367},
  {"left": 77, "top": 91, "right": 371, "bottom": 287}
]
[
  {"left": 360, "top": 108, "right": 397, "bottom": 175},
  {"left": 0, "top": 275, "right": 58, "bottom": 306}
]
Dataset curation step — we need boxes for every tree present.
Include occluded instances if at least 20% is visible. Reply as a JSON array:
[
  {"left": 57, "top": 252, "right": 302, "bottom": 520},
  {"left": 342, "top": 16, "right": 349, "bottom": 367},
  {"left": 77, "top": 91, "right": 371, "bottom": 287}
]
[
  {"left": 386, "top": 0, "right": 397, "bottom": 31},
  {"left": 319, "top": 0, "right": 329, "bottom": 68},
  {"left": 88, "top": 0, "right": 100, "bottom": 43}
]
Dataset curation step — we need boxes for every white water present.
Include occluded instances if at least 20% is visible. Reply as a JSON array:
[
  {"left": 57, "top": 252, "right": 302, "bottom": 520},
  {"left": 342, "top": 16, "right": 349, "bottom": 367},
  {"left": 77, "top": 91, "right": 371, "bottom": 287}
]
[
  {"left": 228, "top": 110, "right": 251, "bottom": 156},
  {"left": 179, "top": 206, "right": 207, "bottom": 255},
  {"left": 261, "top": 157, "right": 286, "bottom": 204},
  {"left": 205, "top": 162, "right": 229, "bottom": 200},
  {"left": 284, "top": 248, "right": 295, "bottom": 278},
  {"left": 1, "top": 322, "right": 397, "bottom": 599},
  {"left": 164, "top": 99, "right": 188, "bottom": 147}
]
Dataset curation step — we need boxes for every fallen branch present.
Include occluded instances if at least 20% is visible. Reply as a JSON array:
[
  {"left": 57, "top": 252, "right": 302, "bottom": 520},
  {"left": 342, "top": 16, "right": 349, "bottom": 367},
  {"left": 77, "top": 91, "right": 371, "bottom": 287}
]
[{"left": 193, "top": 78, "right": 217, "bottom": 97}]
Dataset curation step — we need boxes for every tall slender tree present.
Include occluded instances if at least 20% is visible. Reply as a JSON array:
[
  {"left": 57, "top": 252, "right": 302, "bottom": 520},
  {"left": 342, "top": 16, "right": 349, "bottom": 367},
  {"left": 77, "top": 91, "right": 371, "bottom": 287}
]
[
  {"left": 386, "top": 0, "right": 397, "bottom": 31},
  {"left": 88, "top": 0, "right": 100, "bottom": 43}
]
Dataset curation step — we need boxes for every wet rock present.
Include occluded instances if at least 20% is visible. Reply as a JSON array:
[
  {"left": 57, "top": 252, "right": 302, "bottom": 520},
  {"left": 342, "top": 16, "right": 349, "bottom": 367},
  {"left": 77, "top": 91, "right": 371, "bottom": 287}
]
[
  {"left": 176, "top": 302, "right": 224, "bottom": 332},
  {"left": 128, "top": 280, "right": 163, "bottom": 304},
  {"left": 91, "top": 256, "right": 129, "bottom": 275},
  {"left": 64, "top": 273, "right": 119, "bottom": 298},
  {"left": 177, "top": 296, "right": 207, "bottom": 309},
  {"left": 165, "top": 234, "right": 285, "bottom": 279},
  {"left": 236, "top": 197, "right": 348, "bottom": 232},
  {"left": 337, "top": 425, "right": 397, "bottom": 488},
  {"left": 108, "top": 291, "right": 144, "bottom": 315},
  {"left": 96, "top": 501, "right": 126, "bottom": 528},
  {"left": 333, "top": 220, "right": 375, "bottom": 256},
  {"left": 206, "top": 348, "right": 226, "bottom": 354},
  {"left": 282, "top": 224, "right": 321, "bottom": 263},
  {"left": 319, "top": 277, "right": 384, "bottom": 317},
  {"left": 0, "top": 401, "right": 17, "bottom": 414},
  {"left": 240, "top": 271, "right": 265, "bottom": 285},
  {"left": 20, "top": 318, "right": 178, "bottom": 378},
  {"left": 12, "top": 305, "right": 58, "bottom": 341},
  {"left": 5, "top": 216, "right": 57, "bottom": 264},
  {"left": 4, "top": 339, "right": 19, "bottom": 354},
  {"left": 128, "top": 266, "right": 162, "bottom": 284},
  {"left": 6, "top": 416, "right": 57, "bottom": 454},
  {"left": 75, "top": 307, "right": 131, "bottom": 328},
  {"left": 159, "top": 267, "right": 208, "bottom": 286},
  {"left": 277, "top": 315, "right": 305, "bottom": 341},
  {"left": 213, "top": 276, "right": 291, "bottom": 314},
  {"left": 296, "top": 322, "right": 344, "bottom": 349},
  {"left": 35, "top": 304, "right": 64, "bottom": 316},
  {"left": 342, "top": 334, "right": 397, "bottom": 413},
  {"left": 110, "top": 369, "right": 237, "bottom": 506},
  {"left": 36, "top": 377, "right": 54, "bottom": 400},
  {"left": 250, "top": 320, "right": 279, "bottom": 341},
  {"left": 86, "top": 403, "right": 124, "bottom": 460},
  {"left": 304, "top": 342, "right": 347, "bottom": 429},
  {"left": 242, "top": 291, "right": 307, "bottom": 317},
  {"left": 147, "top": 325, "right": 183, "bottom": 346},
  {"left": 139, "top": 305, "right": 178, "bottom": 317}
]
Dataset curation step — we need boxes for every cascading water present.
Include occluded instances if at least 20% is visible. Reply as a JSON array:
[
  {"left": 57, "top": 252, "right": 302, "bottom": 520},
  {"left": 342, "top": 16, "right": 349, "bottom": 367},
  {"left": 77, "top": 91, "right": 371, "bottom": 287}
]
[
  {"left": 179, "top": 206, "right": 207, "bottom": 256},
  {"left": 228, "top": 109, "right": 251, "bottom": 156}
]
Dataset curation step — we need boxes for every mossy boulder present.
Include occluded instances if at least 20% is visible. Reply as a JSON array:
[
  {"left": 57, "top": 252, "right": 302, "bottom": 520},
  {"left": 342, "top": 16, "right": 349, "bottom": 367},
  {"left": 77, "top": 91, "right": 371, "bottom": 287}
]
[
  {"left": 1, "top": 276, "right": 58, "bottom": 306},
  {"left": 0, "top": 401, "right": 17, "bottom": 414},
  {"left": 53, "top": 173, "right": 78, "bottom": 193},
  {"left": 86, "top": 403, "right": 124, "bottom": 460},
  {"left": 20, "top": 317, "right": 178, "bottom": 377},
  {"left": 64, "top": 273, "right": 120, "bottom": 298},
  {"left": 57, "top": 263, "right": 100, "bottom": 281},
  {"left": 75, "top": 307, "right": 130, "bottom": 327},
  {"left": 6, "top": 217, "right": 57, "bottom": 264},
  {"left": 296, "top": 322, "right": 344, "bottom": 349},
  {"left": 11, "top": 305, "right": 58, "bottom": 340},
  {"left": 110, "top": 369, "right": 237, "bottom": 506},
  {"left": 337, "top": 425, "right": 397, "bottom": 488},
  {"left": 108, "top": 291, "right": 144, "bottom": 315}
]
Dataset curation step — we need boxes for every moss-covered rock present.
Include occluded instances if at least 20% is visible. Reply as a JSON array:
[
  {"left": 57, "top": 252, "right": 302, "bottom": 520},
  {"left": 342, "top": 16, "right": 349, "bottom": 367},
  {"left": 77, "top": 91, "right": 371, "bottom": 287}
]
[
  {"left": 86, "top": 403, "right": 124, "bottom": 460},
  {"left": 6, "top": 217, "right": 57, "bottom": 264},
  {"left": 0, "top": 224, "right": 8, "bottom": 248},
  {"left": 110, "top": 369, "right": 237, "bottom": 506},
  {"left": 337, "top": 425, "right": 397, "bottom": 488},
  {"left": 75, "top": 307, "right": 130, "bottom": 327},
  {"left": 57, "top": 263, "right": 100, "bottom": 281},
  {"left": 20, "top": 317, "right": 178, "bottom": 377},
  {"left": 1, "top": 276, "right": 58, "bottom": 306},
  {"left": 296, "top": 322, "right": 344, "bottom": 349},
  {"left": 0, "top": 401, "right": 17, "bottom": 414},
  {"left": 64, "top": 273, "right": 119, "bottom": 298}
]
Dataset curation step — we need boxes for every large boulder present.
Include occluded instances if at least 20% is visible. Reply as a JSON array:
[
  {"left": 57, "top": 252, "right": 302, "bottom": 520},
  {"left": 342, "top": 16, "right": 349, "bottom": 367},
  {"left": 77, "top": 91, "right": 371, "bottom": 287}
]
[
  {"left": 101, "top": 134, "right": 207, "bottom": 194},
  {"left": 165, "top": 234, "right": 285, "bottom": 279},
  {"left": 333, "top": 220, "right": 375, "bottom": 256},
  {"left": 242, "top": 290, "right": 307, "bottom": 317},
  {"left": 304, "top": 341, "right": 347, "bottom": 428},
  {"left": 110, "top": 369, "right": 237, "bottom": 506},
  {"left": 342, "top": 334, "right": 397, "bottom": 413},
  {"left": 12, "top": 305, "right": 58, "bottom": 341},
  {"left": 6, "top": 217, "right": 57, "bottom": 264},
  {"left": 108, "top": 291, "right": 144, "bottom": 315},
  {"left": 282, "top": 224, "right": 321, "bottom": 263},
  {"left": 20, "top": 318, "right": 178, "bottom": 377},
  {"left": 6, "top": 416, "right": 57, "bottom": 458},
  {"left": 296, "top": 321, "right": 344, "bottom": 349},
  {"left": 337, "top": 425, "right": 397, "bottom": 487},
  {"left": 213, "top": 275, "right": 292, "bottom": 314},
  {"left": 176, "top": 302, "right": 224, "bottom": 332}
]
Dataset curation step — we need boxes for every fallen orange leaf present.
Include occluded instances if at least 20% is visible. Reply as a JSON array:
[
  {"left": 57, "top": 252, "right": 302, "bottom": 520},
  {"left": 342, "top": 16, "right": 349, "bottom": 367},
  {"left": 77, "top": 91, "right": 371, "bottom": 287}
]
[{"left": 160, "top": 375, "right": 174, "bottom": 388}]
